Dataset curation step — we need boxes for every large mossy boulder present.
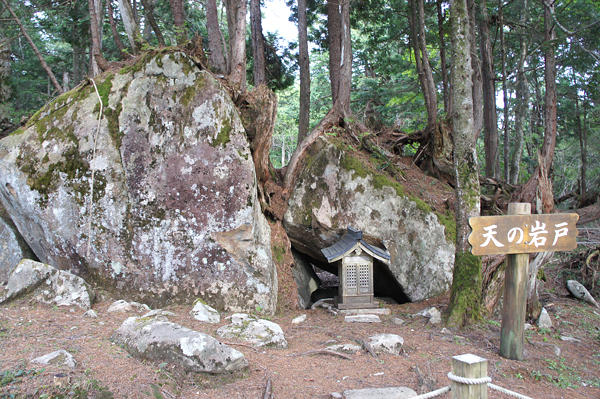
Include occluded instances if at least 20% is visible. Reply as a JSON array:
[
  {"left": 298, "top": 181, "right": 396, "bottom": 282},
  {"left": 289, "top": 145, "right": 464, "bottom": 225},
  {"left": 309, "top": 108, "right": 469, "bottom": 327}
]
[
  {"left": 284, "top": 136, "right": 455, "bottom": 302},
  {"left": 0, "top": 51, "right": 276, "bottom": 313}
]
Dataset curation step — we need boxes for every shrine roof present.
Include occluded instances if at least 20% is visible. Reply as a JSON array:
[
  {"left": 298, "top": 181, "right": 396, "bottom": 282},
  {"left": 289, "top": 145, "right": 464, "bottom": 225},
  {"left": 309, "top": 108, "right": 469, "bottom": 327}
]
[{"left": 321, "top": 227, "right": 391, "bottom": 263}]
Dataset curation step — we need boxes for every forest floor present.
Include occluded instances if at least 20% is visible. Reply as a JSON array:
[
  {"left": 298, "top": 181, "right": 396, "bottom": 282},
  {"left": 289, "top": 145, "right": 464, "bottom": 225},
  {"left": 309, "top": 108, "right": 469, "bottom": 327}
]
[{"left": 1, "top": 258, "right": 599, "bottom": 399}]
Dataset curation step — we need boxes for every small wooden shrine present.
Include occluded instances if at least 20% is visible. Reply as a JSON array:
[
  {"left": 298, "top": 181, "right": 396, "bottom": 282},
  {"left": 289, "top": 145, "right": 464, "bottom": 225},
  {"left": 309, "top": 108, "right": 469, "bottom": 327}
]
[{"left": 321, "top": 227, "right": 390, "bottom": 309}]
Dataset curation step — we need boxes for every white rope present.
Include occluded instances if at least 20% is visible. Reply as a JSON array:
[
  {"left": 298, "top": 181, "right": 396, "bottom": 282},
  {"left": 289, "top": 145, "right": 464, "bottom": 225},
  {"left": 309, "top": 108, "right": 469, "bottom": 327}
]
[
  {"left": 87, "top": 77, "right": 102, "bottom": 257},
  {"left": 488, "top": 383, "right": 534, "bottom": 399},
  {"left": 411, "top": 386, "right": 451, "bottom": 399},
  {"left": 447, "top": 372, "right": 492, "bottom": 385}
]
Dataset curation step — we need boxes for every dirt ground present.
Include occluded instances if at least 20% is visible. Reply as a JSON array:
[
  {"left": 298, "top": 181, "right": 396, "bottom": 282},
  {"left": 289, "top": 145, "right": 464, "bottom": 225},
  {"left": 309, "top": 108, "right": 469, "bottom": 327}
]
[{"left": 1, "top": 261, "right": 599, "bottom": 399}]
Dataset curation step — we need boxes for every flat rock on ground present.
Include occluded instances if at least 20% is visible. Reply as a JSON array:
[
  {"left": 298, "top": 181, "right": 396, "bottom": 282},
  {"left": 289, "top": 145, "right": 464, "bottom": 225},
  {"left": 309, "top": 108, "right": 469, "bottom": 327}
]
[{"left": 342, "top": 387, "right": 417, "bottom": 399}]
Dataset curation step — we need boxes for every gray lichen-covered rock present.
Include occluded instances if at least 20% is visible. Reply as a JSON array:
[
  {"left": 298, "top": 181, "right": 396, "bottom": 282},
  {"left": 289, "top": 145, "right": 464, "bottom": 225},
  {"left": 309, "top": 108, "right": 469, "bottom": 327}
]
[
  {"left": 566, "top": 280, "right": 599, "bottom": 308},
  {"left": 368, "top": 333, "right": 404, "bottom": 355},
  {"left": 0, "top": 51, "right": 276, "bottom": 313},
  {"left": 112, "top": 315, "right": 248, "bottom": 373},
  {"left": 0, "top": 259, "right": 94, "bottom": 309},
  {"left": 217, "top": 313, "right": 287, "bottom": 349},
  {"left": 537, "top": 307, "right": 553, "bottom": 329},
  {"left": 190, "top": 299, "right": 220, "bottom": 323},
  {"left": 0, "top": 259, "right": 53, "bottom": 302},
  {"left": 291, "top": 249, "right": 321, "bottom": 309},
  {"left": 283, "top": 136, "right": 454, "bottom": 302},
  {"left": 31, "top": 350, "right": 77, "bottom": 368},
  {"left": 0, "top": 214, "right": 36, "bottom": 283}
]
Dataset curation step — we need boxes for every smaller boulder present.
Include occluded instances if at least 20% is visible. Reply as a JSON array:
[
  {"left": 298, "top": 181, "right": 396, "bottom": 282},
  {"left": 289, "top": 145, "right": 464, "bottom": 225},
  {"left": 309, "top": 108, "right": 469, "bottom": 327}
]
[
  {"left": 291, "top": 314, "right": 307, "bottom": 324},
  {"left": 83, "top": 309, "right": 98, "bottom": 318},
  {"left": 327, "top": 343, "right": 361, "bottom": 354},
  {"left": 0, "top": 260, "right": 94, "bottom": 310},
  {"left": 368, "top": 334, "right": 404, "bottom": 355},
  {"left": 217, "top": 313, "right": 287, "bottom": 349},
  {"left": 566, "top": 280, "right": 599, "bottom": 308},
  {"left": 537, "top": 308, "right": 552, "bottom": 329},
  {"left": 190, "top": 300, "right": 220, "bottom": 323},
  {"left": 0, "top": 216, "right": 36, "bottom": 284},
  {"left": 112, "top": 316, "right": 247, "bottom": 373},
  {"left": 422, "top": 307, "right": 442, "bottom": 325},
  {"left": 31, "top": 350, "right": 77, "bottom": 368},
  {"left": 107, "top": 300, "right": 150, "bottom": 313}
]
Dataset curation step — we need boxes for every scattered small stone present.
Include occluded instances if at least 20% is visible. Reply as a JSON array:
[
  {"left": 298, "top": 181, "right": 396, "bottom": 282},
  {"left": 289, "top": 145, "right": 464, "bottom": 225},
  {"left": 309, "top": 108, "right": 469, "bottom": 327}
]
[
  {"left": 425, "top": 307, "right": 442, "bottom": 324},
  {"left": 553, "top": 345, "right": 561, "bottom": 356},
  {"left": 560, "top": 336, "right": 582, "bottom": 343},
  {"left": 440, "top": 328, "right": 451, "bottom": 335},
  {"left": 372, "top": 372, "right": 384, "bottom": 376},
  {"left": 345, "top": 314, "right": 381, "bottom": 323},
  {"left": 311, "top": 298, "right": 335, "bottom": 309},
  {"left": 327, "top": 343, "right": 361, "bottom": 354},
  {"left": 31, "top": 350, "right": 77, "bottom": 368},
  {"left": 368, "top": 334, "right": 404, "bottom": 355},
  {"left": 83, "top": 309, "right": 98, "bottom": 318},
  {"left": 390, "top": 317, "right": 405, "bottom": 325},
  {"left": 524, "top": 323, "right": 533, "bottom": 331},
  {"left": 331, "top": 392, "right": 343, "bottom": 399},
  {"left": 107, "top": 300, "right": 133, "bottom": 313},
  {"left": 190, "top": 301, "right": 220, "bottom": 323},
  {"left": 342, "top": 387, "right": 417, "bottom": 399},
  {"left": 217, "top": 313, "right": 288, "bottom": 349},
  {"left": 129, "top": 302, "right": 151, "bottom": 311},
  {"left": 537, "top": 308, "right": 552, "bottom": 329},
  {"left": 143, "top": 309, "right": 177, "bottom": 318},
  {"left": 292, "top": 314, "right": 307, "bottom": 324},
  {"left": 566, "top": 280, "right": 600, "bottom": 308}
]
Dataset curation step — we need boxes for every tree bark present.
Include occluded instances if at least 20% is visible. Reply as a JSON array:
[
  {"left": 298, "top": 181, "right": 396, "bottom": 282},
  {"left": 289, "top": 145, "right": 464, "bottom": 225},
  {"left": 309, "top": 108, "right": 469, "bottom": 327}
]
[
  {"left": 169, "top": 0, "right": 187, "bottom": 44},
  {"left": 107, "top": 0, "right": 132, "bottom": 58},
  {"left": 1, "top": 0, "right": 63, "bottom": 94},
  {"left": 437, "top": 0, "right": 450, "bottom": 115},
  {"left": 117, "top": 0, "right": 141, "bottom": 55},
  {"left": 445, "top": 0, "right": 483, "bottom": 327},
  {"left": 88, "top": 0, "right": 110, "bottom": 74},
  {"left": 577, "top": 98, "right": 588, "bottom": 206},
  {"left": 327, "top": 0, "right": 342, "bottom": 106},
  {"left": 468, "top": 0, "right": 482, "bottom": 139},
  {"left": 140, "top": 0, "right": 166, "bottom": 47},
  {"left": 225, "top": 0, "right": 247, "bottom": 91},
  {"left": 336, "top": 0, "right": 352, "bottom": 114},
  {"left": 500, "top": 0, "right": 509, "bottom": 181},
  {"left": 417, "top": 0, "right": 438, "bottom": 129},
  {"left": 0, "top": 34, "right": 11, "bottom": 122},
  {"left": 509, "top": 20, "right": 529, "bottom": 185},
  {"left": 206, "top": 0, "right": 227, "bottom": 74},
  {"left": 298, "top": 0, "right": 311, "bottom": 143},
  {"left": 479, "top": 0, "right": 499, "bottom": 179},
  {"left": 250, "top": 0, "right": 266, "bottom": 86}
]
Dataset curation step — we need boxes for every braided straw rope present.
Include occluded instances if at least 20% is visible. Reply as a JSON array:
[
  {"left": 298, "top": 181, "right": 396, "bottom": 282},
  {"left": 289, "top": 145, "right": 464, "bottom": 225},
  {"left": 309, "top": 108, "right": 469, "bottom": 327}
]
[{"left": 447, "top": 372, "right": 492, "bottom": 385}]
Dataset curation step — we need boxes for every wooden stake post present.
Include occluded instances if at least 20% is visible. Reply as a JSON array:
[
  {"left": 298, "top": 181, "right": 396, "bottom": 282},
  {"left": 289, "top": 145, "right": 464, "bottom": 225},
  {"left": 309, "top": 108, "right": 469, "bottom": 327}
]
[
  {"left": 451, "top": 354, "right": 488, "bottom": 399},
  {"left": 468, "top": 204, "right": 578, "bottom": 360},
  {"left": 499, "top": 203, "right": 529, "bottom": 360}
]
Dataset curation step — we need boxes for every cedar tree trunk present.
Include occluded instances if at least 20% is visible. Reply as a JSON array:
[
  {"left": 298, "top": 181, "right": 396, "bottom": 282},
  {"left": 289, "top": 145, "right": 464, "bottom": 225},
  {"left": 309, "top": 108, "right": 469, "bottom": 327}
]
[
  {"left": 117, "top": 0, "right": 142, "bottom": 55},
  {"left": 225, "top": 0, "right": 247, "bottom": 90},
  {"left": 250, "top": 0, "right": 266, "bottom": 86},
  {"left": 445, "top": 0, "right": 484, "bottom": 328},
  {"left": 206, "top": 0, "right": 227, "bottom": 74},
  {"left": 298, "top": 0, "right": 311, "bottom": 143}
]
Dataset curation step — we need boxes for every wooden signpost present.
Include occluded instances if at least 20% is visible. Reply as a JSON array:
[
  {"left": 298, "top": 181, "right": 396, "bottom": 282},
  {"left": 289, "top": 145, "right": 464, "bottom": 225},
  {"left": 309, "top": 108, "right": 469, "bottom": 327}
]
[{"left": 468, "top": 203, "right": 579, "bottom": 360}]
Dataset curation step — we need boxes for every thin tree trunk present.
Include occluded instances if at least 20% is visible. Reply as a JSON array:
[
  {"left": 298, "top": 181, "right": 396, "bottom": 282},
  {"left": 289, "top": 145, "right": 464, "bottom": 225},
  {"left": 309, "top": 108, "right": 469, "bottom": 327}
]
[
  {"left": 169, "top": 0, "right": 187, "bottom": 44},
  {"left": 500, "top": 0, "right": 509, "bottom": 180},
  {"left": 417, "top": 0, "right": 438, "bottom": 128},
  {"left": 577, "top": 98, "right": 588, "bottom": 206},
  {"left": 446, "top": 0, "right": 483, "bottom": 328},
  {"left": 0, "top": 0, "right": 63, "bottom": 94},
  {"left": 541, "top": 0, "right": 557, "bottom": 168},
  {"left": 409, "top": 0, "right": 427, "bottom": 119},
  {"left": 327, "top": 0, "right": 342, "bottom": 105},
  {"left": 298, "top": 0, "right": 311, "bottom": 143},
  {"left": 107, "top": 0, "right": 131, "bottom": 58},
  {"left": 0, "top": 34, "right": 11, "bottom": 122},
  {"left": 88, "top": 0, "right": 110, "bottom": 74},
  {"left": 479, "top": 0, "right": 499, "bottom": 178},
  {"left": 437, "top": 0, "right": 450, "bottom": 115},
  {"left": 225, "top": 0, "right": 247, "bottom": 90},
  {"left": 468, "top": 0, "right": 482, "bottom": 138},
  {"left": 140, "top": 0, "right": 166, "bottom": 46},
  {"left": 206, "top": 0, "right": 227, "bottom": 74},
  {"left": 336, "top": 0, "right": 352, "bottom": 114},
  {"left": 509, "top": 3, "right": 529, "bottom": 185},
  {"left": 250, "top": 0, "right": 266, "bottom": 86},
  {"left": 73, "top": 45, "right": 82, "bottom": 85},
  {"left": 117, "top": 0, "right": 141, "bottom": 55}
]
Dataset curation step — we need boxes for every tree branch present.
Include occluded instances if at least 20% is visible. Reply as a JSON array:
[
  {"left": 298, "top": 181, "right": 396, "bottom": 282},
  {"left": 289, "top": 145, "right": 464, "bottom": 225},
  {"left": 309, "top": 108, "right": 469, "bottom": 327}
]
[{"left": 0, "top": 0, "right": 63, "bottom": 94}]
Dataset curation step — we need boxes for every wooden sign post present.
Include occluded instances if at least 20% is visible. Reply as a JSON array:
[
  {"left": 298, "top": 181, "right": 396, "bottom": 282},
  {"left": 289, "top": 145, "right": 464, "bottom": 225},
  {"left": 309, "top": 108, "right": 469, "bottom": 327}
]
[{"left": 468, "top": 204, "right": 578, "bottom": 361}]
